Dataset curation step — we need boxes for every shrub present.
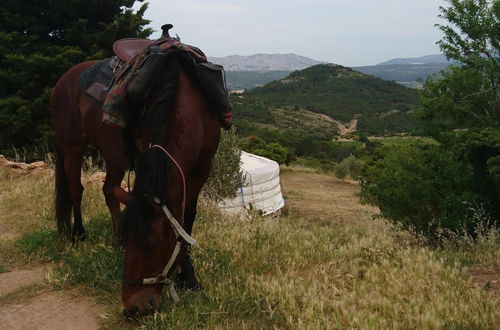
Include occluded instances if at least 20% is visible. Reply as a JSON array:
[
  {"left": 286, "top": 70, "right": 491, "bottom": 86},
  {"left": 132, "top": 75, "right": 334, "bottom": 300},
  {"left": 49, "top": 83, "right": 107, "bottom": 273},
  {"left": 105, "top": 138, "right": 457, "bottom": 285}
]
[
  {"left": 333, "top": 162, "right": 348, "bottom": 180},
  {"left": 360, "top": 143, "right": 489, "bottom": 242},
  {"left": 204, "top": 129, "right": 244, "bottom": 199},
  {"left": 339, "top": 154, "right": 363, "bottom": 179},
  {"left": 242, "top": 136, "right": 292, "bottom": 165}
]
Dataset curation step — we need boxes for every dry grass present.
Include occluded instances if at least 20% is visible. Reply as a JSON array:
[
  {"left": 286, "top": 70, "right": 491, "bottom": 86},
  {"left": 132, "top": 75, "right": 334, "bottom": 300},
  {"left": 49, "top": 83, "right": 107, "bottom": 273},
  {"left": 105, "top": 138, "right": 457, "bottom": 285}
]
[{"left": 0, "top": 164, "right": 499, "bottom": 328}]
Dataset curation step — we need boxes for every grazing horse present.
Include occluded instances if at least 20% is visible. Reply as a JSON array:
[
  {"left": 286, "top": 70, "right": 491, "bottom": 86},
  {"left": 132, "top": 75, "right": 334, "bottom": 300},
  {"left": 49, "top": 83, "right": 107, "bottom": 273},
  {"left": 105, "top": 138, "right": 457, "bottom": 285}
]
[{"left": 50, "top": 29, "right": 226, "bottom": 317}]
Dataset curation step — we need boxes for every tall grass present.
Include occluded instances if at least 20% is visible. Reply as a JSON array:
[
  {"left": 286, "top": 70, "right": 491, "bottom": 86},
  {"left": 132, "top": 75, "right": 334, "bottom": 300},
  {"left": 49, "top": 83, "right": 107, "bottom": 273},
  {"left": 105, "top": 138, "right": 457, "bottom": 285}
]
[
  {"left": 3, "top": 202, "right": 498, "bottom": 328},
  {"left": 1, "top": 165, "right": 499, "bottom": 328}
]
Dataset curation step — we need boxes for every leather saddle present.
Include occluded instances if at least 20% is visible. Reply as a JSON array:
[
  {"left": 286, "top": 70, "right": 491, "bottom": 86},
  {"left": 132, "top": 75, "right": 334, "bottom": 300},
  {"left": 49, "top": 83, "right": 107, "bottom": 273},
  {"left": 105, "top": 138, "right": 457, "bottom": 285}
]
[
  {"left": 112, "top": 38, "right": 153, "bottom": 62},
  {"left": 80, "top": 38, "right": 154, "bottom": 103}
]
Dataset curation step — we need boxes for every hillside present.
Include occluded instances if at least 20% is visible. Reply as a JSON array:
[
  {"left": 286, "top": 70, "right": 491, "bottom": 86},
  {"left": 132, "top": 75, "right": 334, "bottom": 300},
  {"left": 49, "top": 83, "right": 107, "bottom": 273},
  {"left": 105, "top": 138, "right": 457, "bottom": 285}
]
[
  {"left": 233, "top": 64, "right": 421, "bottom": 160},
  {"left": 244, "top": 64, "right": 418, "bottom": 122},
  {"left": 209, "top": 53, "right": 323, "bottom": 71}
]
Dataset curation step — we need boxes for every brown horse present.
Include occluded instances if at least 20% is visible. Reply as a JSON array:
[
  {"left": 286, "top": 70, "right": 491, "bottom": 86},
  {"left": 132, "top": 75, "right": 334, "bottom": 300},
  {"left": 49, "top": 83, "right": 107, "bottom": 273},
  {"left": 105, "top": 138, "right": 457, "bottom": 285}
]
[{"left": 51, "top": 44, "right": 222, "bottom": 316}]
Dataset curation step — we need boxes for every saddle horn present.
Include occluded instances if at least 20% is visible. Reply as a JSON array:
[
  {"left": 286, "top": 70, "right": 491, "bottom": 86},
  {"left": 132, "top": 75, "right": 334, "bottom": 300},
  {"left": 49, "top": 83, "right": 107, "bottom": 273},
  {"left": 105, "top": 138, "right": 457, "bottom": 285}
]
[{"left": 161, "top": 24, "right": 173, "bottom": 38}]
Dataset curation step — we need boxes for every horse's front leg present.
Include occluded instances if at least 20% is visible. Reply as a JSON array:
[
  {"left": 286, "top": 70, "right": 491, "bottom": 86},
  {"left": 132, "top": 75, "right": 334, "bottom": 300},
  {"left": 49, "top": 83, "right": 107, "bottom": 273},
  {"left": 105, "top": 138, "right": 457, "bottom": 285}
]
[{"left": 177, "top": 196, "right": 203, "bottom": 290}]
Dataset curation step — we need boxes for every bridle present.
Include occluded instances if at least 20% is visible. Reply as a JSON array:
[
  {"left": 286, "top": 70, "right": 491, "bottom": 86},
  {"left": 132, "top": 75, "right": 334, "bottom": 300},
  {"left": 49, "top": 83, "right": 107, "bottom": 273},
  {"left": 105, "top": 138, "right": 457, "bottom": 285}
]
[{"left": 122, "top": 144, "right": 196, "bottom": 303}]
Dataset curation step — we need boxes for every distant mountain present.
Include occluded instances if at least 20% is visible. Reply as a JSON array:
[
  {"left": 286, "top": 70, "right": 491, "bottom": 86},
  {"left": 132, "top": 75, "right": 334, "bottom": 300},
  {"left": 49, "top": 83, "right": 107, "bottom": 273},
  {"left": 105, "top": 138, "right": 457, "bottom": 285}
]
[
  {"left": 225, "top": 71, "right": 291, "bottom": 90},
  {"left": 209, "top": 53, "right": 323, "bottom": 71},
  {"left": 377, "top": 54, "right": 453, "bottom": 66},
  {"left": 353, "top": 63, "right": 449, "bottom": 85}
]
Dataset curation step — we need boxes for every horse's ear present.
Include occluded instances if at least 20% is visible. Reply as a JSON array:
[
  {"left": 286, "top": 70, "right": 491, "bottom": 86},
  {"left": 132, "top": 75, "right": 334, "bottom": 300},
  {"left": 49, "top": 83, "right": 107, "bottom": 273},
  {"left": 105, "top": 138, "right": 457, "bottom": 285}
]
[{"left": 114, "top": 187, "right": 132, "bottom": 205}]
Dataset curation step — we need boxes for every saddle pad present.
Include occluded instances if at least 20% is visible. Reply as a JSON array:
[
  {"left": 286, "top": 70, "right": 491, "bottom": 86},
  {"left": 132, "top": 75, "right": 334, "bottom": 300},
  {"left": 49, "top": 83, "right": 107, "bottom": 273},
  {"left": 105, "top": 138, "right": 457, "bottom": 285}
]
[{"left": 79, "top": 58, "right": 114, "bottom": 92}]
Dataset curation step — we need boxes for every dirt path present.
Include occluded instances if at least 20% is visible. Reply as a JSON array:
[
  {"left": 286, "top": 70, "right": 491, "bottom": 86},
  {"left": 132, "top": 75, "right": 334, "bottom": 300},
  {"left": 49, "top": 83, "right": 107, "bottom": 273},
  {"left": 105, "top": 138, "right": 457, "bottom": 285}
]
[
  {"left": 0, "top": 265, "right": 51, "bottom": 296},
  {"left": 1, "top": 291, "right": 99, "bottom": 330},
  {"left": 280, "top": 168, "right": 376, "bottom": 224},
  {"left": 0, "top": 157, "right": 102, "bottom": 329},
  {"left": 0, "top": 265, "right": 100, "bottom": 330}
]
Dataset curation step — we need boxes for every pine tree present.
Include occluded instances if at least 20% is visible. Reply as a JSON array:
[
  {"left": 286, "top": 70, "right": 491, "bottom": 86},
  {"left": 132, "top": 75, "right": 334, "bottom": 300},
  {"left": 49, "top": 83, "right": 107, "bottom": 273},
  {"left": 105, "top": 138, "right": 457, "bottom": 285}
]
[{"left": 0, "top": 0, "right": 152, "bottom": 152}]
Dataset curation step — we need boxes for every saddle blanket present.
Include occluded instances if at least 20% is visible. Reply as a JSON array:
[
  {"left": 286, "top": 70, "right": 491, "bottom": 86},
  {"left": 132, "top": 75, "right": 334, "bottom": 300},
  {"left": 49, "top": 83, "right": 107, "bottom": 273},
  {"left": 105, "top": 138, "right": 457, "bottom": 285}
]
[{"left": 79, "top": 37, "right": 233, "bottom": 129}]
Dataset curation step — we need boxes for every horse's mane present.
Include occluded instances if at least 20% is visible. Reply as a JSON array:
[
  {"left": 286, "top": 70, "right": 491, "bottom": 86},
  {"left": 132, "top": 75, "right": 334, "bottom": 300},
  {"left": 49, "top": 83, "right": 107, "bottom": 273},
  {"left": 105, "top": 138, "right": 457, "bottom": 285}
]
[{"left": 118, "top": 51, "right": 202, "bottom": 242}]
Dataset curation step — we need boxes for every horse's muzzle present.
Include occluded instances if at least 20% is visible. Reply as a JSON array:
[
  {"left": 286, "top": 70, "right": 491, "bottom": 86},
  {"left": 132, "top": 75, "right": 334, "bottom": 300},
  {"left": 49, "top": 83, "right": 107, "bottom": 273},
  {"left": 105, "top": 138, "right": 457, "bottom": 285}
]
[{"left": 123, "top": 298, "right": 159, "bottom": 320}]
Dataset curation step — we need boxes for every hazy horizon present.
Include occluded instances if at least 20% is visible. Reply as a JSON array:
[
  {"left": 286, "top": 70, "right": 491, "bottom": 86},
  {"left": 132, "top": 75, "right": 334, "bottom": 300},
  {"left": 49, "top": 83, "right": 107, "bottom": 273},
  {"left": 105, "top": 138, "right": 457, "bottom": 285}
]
[{"left": 134, "top": 0, "right": 447, "bottom": 67}]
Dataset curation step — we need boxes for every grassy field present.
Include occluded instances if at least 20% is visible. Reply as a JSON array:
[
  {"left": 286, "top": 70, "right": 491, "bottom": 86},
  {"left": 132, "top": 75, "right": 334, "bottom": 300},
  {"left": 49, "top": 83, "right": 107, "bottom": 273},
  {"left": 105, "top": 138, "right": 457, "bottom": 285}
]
[{"left": 0, "top": 165, "right": 499, "bottom": 329}]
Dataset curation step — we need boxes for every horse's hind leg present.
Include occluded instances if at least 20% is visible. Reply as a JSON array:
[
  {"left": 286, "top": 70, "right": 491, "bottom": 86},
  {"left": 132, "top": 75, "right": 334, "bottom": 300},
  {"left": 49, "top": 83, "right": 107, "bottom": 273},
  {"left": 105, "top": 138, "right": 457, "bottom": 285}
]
[
  {"left": 64, "top": 145, "right": 87, "bottom": 241},
  {"left": 97, "top": 127, "right": 128, "bottom": 236}
]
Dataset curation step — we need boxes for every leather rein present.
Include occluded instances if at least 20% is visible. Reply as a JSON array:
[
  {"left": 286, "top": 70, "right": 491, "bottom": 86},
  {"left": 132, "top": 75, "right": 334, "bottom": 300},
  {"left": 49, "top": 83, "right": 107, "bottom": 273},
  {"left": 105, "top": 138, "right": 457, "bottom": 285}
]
[{"left": 122, "top": 144, "right": 196, "bottom": 303}]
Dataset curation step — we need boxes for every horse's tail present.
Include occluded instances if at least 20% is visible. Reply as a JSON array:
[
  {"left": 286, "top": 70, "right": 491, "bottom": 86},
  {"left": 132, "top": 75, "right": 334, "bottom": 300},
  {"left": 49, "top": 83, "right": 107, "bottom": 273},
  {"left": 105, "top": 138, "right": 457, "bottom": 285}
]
[{"left": 54, "top": 147, "right": 72, "bottom": 237}]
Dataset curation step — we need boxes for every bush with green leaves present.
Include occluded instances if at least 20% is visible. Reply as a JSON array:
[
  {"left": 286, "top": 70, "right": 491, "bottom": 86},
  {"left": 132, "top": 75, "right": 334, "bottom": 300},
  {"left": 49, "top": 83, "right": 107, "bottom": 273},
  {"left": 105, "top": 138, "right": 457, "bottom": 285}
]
[
  {"left": 360, "top": 143, "right": 488, "bottom": 242},
  {"left": 203, "top": 129, "right": 244, "bottom": 199},
  {"left": 339, "top": 154, "right": 364, "bottom": 179},
  {"left": 242, "top": 136, "right": 292, "bottom": 165},
  {"left": 333, "top": 162, "right": 348, "bottom": 180}
]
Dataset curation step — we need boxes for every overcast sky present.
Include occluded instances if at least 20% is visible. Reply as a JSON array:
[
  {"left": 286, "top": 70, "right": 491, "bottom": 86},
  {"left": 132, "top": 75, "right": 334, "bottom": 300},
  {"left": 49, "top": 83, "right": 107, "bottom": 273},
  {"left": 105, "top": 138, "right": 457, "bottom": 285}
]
[{"left": 135, "top": 0, "right": 447, "bottom": 67}]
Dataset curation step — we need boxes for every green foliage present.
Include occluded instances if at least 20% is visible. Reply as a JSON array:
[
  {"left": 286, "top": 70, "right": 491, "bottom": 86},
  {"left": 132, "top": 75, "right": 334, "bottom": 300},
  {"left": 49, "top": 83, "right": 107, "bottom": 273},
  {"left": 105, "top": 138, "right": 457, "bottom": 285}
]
[
  {"left": 242, "top": 136, "right": 292, "bottom": 164},
  {"left": 204, "top": 129, "right": 244, "bottom": 199},
  {"left": 360, "top": 144, "right": 487, "bottom": 241},
  {"left": 357, "top": 111, "right": 422, "bottom": 135},
  {"left": 339, "top": 154, "right": 364, "bottom": 179},
  {"left": 419, "top": 0, "right": 499, "bottom": 132},
  {"left": 243, "top": 64, "right": 419, "bottom": 122},
  {"left": 361, "top": 0, "right": 500, "bottom": 242},
  {"left": 233, "top": 63, "right": 421, "bottom": 143},
  {"left": 0, "top": 0, "right": 152, "bottom": 152},
  {"left": 333, "top": 162, "right": 348, "bottom": 180},
  {"left": 486, "top": 155, "right": 500, "bottom": 185},
  {"left": 236, "top": 120, "right": 365, "bottom": 163}
]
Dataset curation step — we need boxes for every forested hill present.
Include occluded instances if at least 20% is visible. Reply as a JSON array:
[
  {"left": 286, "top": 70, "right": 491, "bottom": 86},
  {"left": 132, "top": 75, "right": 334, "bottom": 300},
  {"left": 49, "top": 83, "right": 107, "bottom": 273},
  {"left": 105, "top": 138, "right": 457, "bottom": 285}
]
[
  {"left": 241, "top": 63, "right": 419, "bottom": 123},
  {"left": 233, "top": 63, "right": 422, "bottom": 162}
]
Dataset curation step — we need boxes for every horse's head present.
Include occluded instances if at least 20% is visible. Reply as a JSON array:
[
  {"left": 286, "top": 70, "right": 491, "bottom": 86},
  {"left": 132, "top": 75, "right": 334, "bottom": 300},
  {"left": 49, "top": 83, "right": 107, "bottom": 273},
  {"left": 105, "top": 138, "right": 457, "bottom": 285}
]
[{"left": 118, "top": 189, "right": 180, "bottom": 318}]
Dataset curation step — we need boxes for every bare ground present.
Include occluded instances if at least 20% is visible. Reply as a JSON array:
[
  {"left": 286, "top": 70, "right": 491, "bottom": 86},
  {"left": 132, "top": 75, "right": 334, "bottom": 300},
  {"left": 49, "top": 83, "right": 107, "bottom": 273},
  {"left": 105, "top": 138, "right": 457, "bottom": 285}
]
[
  {"left": 0, "top": 157, "right": 103, "bottom": 329},
  {"left": 0, "top": 291, "right": 99, "bottom": 330},
  {"left": 280, "top": 168, "right": 376, "bottom": 224},
  {"left": 0, "top": 265, "right": 51, "bottom": 296},
  {"left": 0, "top": 263, "right": 100, "bottom": 330}
]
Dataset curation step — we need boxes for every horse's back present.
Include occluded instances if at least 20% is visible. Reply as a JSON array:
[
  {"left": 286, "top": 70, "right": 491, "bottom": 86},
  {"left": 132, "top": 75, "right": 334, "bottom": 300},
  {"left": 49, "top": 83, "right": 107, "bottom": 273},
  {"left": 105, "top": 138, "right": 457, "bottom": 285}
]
[{"left": 51, "top": 61, "right": 98, "bottom": 148}]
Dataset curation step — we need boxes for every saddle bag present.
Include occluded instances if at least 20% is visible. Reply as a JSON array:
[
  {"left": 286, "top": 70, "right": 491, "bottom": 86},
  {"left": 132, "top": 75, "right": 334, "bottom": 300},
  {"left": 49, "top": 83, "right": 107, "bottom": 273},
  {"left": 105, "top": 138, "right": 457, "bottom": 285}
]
[{"left": 195, "top": 62, "right": 231, "bottom": 112}]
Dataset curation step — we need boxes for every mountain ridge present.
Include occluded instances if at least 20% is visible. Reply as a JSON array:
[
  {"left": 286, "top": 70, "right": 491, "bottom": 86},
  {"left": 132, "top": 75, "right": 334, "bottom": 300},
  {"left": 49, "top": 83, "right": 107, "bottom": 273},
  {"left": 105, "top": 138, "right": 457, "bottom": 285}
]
[
  {"left": 377, "top": 54, "right": 453, "bottom": 66},
  {"left": 209, "top": 53, "right": 323, "bottom": 71}
]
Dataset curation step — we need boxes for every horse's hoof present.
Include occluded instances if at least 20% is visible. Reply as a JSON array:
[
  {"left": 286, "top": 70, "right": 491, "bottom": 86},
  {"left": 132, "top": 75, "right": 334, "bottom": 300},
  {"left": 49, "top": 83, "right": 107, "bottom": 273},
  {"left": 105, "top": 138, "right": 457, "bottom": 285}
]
[{"left": 72, "top": 229, "right": 88, "bottom": 243}]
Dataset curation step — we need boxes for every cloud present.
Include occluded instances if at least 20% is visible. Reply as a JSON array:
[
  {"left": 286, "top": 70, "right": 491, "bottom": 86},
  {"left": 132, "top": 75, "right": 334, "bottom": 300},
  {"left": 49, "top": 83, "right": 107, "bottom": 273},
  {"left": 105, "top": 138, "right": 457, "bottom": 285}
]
[{"left": 188, "top": 2, "right": 245, "bottom": 14}]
